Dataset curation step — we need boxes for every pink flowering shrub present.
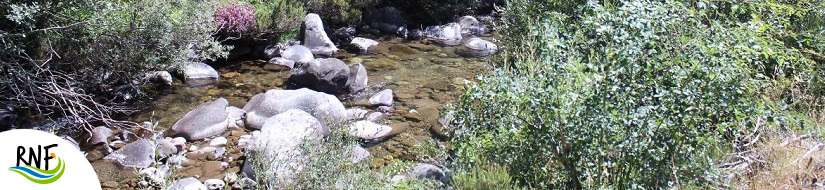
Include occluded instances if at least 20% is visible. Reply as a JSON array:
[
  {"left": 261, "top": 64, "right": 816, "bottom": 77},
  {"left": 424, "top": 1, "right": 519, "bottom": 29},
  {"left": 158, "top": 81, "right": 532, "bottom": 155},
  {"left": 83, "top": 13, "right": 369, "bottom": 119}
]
[{"left": 214, "top": 3, "right": 257, "bottom": 33}]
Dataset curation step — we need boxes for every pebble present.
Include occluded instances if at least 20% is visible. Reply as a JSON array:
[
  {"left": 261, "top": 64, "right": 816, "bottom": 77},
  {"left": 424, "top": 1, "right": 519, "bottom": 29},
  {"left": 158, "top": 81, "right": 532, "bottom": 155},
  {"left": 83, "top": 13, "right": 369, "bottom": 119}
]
[
  {"left": 102, "top": 181, "right": 119, "bottom": 188},
  {"left": 189, "top": 145, "right": 199, "bottom": 152}
]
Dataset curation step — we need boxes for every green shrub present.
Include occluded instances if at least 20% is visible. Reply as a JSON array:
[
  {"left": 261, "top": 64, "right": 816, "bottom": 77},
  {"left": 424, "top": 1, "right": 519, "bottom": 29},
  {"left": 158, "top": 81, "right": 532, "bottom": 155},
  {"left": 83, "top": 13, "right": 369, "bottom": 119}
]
[
  {"left": 245, "top": 0, "right": 305, "bottom": 35},
  {"left": 247, "top": 126, "right": 389, "bottom": 190},
  {"left": 452, "top": 0, "right": 820, "bottom": 189},
  {"left": 452, "top": 164, "right": 521, "bottom": 190},
  {"left": 0, "top": 0, "right": 228, "bottom": 129}
]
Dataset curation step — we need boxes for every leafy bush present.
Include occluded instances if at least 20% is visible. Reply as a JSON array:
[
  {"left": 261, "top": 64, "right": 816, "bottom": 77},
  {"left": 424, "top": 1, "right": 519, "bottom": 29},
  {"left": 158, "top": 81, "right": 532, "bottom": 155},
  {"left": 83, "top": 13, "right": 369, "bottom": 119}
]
[
  {"left": 452, "top": 164, "right": 520, "bottom": 190},
  {"left": 246, "top": 126, "right": 388, "bottom": 189},
  {"left": 215, "top": 3, "right": 257, "bottom": 34},
  {"left": 0, "top": 0, "right": 228, "bottom": 129},
  {"left": 245, "top": 0, "right": 305, "bottom": 35},
  {"left": 452, "top": 0, "right": 821, "bottom": 189}
]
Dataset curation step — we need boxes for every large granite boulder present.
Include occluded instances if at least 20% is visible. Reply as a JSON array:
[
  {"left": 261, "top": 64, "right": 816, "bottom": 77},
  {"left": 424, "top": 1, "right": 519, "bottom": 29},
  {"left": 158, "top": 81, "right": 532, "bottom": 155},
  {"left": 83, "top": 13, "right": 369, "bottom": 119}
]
[
  {"left": 303, "top": 13, "right": 338, "bottom": 56},
  {"left": 243, "top": 88, "right": 347, "bottom": 131},
  {"left": 289, "top": 58, "right": 351, "bottom": 94},
  {"left": 171, "top": 98, "right": 229, "bottom": 141},
  {"left": 247, "top": 109, "right": 325, "bottom": 183}
]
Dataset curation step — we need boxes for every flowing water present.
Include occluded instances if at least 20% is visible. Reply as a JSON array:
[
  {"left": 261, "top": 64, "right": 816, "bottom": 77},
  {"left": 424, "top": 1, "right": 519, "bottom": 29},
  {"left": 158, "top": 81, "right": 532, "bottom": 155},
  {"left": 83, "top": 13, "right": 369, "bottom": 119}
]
[{"left": 95, "top": 35, "right": 495, "bottom": 183}]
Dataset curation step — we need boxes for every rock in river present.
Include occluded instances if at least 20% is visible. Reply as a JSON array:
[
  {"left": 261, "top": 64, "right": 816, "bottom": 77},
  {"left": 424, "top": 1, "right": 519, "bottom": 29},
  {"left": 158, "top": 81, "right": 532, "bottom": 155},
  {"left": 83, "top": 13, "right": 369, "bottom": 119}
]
[
  {"left": 247, "top": 109, "right": 325, "bottom": 183},
  {"left": 289, "top": 58, "right": 351, "bottom": 94},
  {"left": 281, "top": 45, "right": 314, "bottom": 63},
  {"left": 456, "top": 37, "right": 498, "bottom": 57},
  {"left": 303, "top": 13, "right": 338, "bottom": 56},
  {"left": 369, "top": 89, "right": 394, "bottom": 106},
  {"left": 104, "top": 139, "right": 154, "bottom": 169},
  {"left": 182, "top": 62, "right": 219, "bottom": 87},
  {"left": 425, "top": 23, "right": 462, "bottom": 46},
  {"left": 350, "top": 37, "right": 379, "bottom": 54},
  {"left": 347, "top": 63, "right": 368, "bottom": 92},
  {"left": 171, "top": 98, "right": 228, "bottom": 141},
  {"left": 459, "top": 16, "right": 490, "bottom": 35},
  {"left": 243, "top": 88, "right": 347, "bottom": 131}
]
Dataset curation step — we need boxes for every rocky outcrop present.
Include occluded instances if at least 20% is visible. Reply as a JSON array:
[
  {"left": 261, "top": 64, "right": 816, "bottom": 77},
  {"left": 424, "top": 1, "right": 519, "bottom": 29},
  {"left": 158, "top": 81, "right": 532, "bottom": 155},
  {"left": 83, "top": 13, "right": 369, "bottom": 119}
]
[
  {"left": 425, "top": 23, "right": 462, "bottom": 46},
  {"left": 289, "top": 58, "right": 351, "bottom": 94},
  {"left": 363, "top": 7, "right": 408, "bottom": 38},
  {"left": 350, "top": 37, "right": 379, "bottom": 54},
  {"left": 281, "top": 45, "right": 314, "bottom": 63},
  {"left": 182, "top": 62, "right": 219, "bottom": 86},
  {"left": 243, "top": 88, "right": 347, "bottom": 131},
  {"left": 303, "top": 13, "right": 338, "bottom": 56},
  {"left": 104, "top": 139, "right": 155, "bottom": 169},
  {"left": 456, "top": 37, "right": 498, "bottom": 57},
  {"left": 347, "top": 63, "right": 368, "bottom": 92},
  {"left": 171, "top": 98, "right": 229, "bottom": 141}
]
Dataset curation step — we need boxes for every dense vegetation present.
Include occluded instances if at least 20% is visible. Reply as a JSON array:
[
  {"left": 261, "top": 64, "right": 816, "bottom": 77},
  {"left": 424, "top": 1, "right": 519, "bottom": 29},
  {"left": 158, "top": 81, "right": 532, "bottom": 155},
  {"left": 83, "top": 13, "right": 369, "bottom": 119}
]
[
  {"left": 4, "top": 0, "right": 825, "bottom": 189},
  {"left": 451, "top": 0, "right": 825, "bottom": 188}
]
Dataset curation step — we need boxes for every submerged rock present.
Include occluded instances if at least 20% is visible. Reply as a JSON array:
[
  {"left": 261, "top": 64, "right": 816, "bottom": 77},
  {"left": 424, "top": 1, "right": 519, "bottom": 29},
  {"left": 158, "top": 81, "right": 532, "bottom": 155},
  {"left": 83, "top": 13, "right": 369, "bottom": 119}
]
[
  {"left": 303, "top": 13, "right": 338, "bottom": 56},
  {"left": 425, "top": 23, "right": 463, "bottom": 46},
  {"left": 182, "top": 62, "right": 219, "bottom": 87},
  {"left": 289, "top": 58, "right": 351, "bottom": 94},
  {"left": 281, "top": 45, "right": 314, "bottom": 63},
  {"left": 265, "top": 57, "right": 296, "bottom": 71},
  {"left": 347, "top": 63, "right": 368, "bottom": 92},
  {"left": 243, "top": 88, "right": 347, "bottom": 130},
  {"left": 171, "top": 98, "right": 229, "bottom": 141},
  {"left": 456, "top": 37, "right": 498, "bottom": 57},
  {"left": 104, "top": 139, "right": 154, "bottom": 169}
]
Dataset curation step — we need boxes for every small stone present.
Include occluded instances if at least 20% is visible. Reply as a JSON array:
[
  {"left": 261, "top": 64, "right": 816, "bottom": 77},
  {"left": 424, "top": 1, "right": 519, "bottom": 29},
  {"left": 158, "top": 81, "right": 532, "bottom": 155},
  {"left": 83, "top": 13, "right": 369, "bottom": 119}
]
[
  {"left": 189, "top": 145, "right": 199, "bottom": 152},
  {"left": 204, "top": 179, "right": 225, "bottom": 190},
  {"left": 170, "top": 177, "right": 207, "bottom": 190},
  {"left": 350, "top": 37, "right": 379, "bottom": 54},
  {"left": 102, "top": 181, "right": 119, "bottom": 188},
  {"left": 210, "top": 137, "right": 228, "bottom": 147},
  {"left": 369, "top": 89, "right": 394, "bottom": 106}
]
